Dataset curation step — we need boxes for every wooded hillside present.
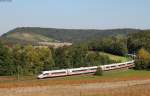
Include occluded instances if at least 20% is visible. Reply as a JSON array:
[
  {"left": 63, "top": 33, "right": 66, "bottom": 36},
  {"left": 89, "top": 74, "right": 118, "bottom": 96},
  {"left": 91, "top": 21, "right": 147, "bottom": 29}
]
[{"left": 1, "top": 27, "right": 141, "bottom": 45}]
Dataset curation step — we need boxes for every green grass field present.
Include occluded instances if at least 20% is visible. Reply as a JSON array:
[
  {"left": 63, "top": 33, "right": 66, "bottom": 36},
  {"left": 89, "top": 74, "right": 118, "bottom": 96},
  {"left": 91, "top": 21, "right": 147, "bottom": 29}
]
[{"left": 99, "top": 52, "right": 131, "bottom": 62}]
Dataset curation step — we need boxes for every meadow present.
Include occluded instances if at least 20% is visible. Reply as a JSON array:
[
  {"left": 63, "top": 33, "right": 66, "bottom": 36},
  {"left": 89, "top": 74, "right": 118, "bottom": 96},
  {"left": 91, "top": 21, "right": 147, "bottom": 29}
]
[{"left": 99, "top": 52, "right": 131, "bottom": 62}]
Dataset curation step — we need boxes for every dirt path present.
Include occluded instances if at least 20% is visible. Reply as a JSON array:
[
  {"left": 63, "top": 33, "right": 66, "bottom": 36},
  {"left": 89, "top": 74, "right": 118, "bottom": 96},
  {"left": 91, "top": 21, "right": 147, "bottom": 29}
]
[{"left": 0, "top": 79, "right": 150, "bottom": 96}]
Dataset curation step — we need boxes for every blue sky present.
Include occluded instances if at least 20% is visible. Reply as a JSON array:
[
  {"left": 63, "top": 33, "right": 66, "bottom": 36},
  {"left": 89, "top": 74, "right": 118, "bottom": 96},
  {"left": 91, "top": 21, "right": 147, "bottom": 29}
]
[{"left": 0, "top": 0, "right": 150, "bottom": 35}]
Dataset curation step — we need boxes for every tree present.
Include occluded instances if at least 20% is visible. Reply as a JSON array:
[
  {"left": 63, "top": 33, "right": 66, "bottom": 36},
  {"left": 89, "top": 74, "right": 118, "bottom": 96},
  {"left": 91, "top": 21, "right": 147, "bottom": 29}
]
[
  {"left": 0, "top": 42, "right": 13, "bottom": 75},
  {"left": 11, "top": 45, "right": 55, "bottom": 76},
  {"left": 127, "top": 31, "right": 150, "bottom": 53},
  {"left": 12, "top": 45, "right": 27, "bottom": 78},
  {"left": 95, "top": 67, "right": 103, "bottom": 76},
  {"left": 135, "top": 48, "right": 150, "bottom": 69},
  {"left": 87, "top": 37, "right": 128, "bottom": 56},
  {"left": 23, "top": 45, "right": 43, "bottom": 74},
  {"left": 54, "top": 47, "right": 70, "bottom": 69},
  {"left": 37, "top": 47, "right": 55, "bottom": 71},
  {"left": 69, "top": 44, "right": 88, "bottom": 68}
]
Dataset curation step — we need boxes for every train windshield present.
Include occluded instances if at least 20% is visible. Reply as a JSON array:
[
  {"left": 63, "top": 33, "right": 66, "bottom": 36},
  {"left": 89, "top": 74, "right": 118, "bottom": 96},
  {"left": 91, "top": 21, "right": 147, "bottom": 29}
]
[{"left": 43, "top": 73, "right": 49, "bottom": 76}]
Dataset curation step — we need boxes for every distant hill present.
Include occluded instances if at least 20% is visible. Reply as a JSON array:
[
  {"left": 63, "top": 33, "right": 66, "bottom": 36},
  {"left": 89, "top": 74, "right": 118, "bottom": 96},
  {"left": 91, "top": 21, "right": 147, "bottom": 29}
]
[{"left": 0, "top": 27, "right": 142, "bottom": 45}]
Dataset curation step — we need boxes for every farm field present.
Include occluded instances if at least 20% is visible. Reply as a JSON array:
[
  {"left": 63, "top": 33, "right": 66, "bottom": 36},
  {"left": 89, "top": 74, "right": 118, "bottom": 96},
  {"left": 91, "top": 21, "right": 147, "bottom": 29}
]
[
  {"left": 0, "top": 69, "right": 150, "bottom": 88},
  {"left": 0, "top": 75, "right": 150, "bottom": 96},
  {"left": 86, "top": 84, "right": 150, "bottom": 96}
]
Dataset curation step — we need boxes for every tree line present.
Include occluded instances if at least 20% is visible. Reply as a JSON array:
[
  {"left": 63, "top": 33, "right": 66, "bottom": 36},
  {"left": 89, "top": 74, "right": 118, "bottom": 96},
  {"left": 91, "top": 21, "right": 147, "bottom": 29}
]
[
  {"left": 83, "top": 30, "right": 150, "bottom": 70},
  {"left": 0, "top": 42, "right": 116, "bottom": 76},
  {"left": 86, "top": 36, "right": 128, "bottom": 56},
  {"left": 128, "top": 31, "right": 150, "bottom": 70}
]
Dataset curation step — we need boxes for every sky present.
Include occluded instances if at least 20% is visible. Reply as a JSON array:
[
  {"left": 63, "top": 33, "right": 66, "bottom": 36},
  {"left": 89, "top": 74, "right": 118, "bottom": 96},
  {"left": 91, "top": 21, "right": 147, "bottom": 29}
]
[{"left": 0, "top": 0, "right": 150, "bottom": 35}]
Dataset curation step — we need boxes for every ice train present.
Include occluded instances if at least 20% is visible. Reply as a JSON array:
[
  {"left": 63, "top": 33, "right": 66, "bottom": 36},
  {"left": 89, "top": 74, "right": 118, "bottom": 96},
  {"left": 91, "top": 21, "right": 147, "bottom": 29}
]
[{"left": 38, "top": 60, "right": 135, "bottom": 79}]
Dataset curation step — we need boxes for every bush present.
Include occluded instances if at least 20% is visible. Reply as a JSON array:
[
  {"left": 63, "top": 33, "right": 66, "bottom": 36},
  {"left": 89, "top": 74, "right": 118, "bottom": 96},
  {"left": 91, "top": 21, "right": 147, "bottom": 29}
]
[{"left": 95, "top": 67, "right": 103, "bottom": 76}]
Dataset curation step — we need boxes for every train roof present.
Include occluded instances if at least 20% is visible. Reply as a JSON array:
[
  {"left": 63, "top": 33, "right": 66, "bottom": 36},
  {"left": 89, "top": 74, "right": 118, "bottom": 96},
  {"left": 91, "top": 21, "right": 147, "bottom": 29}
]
[
  {"left": 41, "top": 60, "right": 134, "bottom": 73},
  {"left": 67, "top": 66, "right": 98, "bottom": 70},
  {"left": 42, "top": 69, "right": 67, "bottom": 73}
]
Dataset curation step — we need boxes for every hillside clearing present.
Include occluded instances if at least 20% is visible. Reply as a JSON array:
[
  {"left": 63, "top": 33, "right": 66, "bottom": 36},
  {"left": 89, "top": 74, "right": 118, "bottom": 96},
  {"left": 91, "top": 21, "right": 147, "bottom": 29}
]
[
  {"left": 4, "top": 32, "right": 58, "bottom": 42},
  {"left": 99, "top": 52, "right": 131, "bottom": 62}
]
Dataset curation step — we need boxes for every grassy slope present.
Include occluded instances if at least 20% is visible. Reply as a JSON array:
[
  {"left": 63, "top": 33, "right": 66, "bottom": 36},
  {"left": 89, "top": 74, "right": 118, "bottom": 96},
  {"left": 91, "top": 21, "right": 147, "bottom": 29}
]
[
  {"left": 99, "top": 52, "right": 131, "bottom": 62},
  {"left": 4, "top": 32, "right": 58, "bottom": 42}
]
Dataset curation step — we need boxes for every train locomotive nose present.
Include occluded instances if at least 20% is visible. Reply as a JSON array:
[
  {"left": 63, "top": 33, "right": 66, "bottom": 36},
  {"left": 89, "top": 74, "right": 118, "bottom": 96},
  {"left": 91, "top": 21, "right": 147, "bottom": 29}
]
[{"left": 37, "top": 74, "right": 43, "bottom": 79}]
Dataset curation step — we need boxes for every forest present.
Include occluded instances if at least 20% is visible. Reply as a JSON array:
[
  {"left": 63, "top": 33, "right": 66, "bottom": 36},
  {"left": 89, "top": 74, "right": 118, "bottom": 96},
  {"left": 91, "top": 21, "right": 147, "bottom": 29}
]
[
  {"left": 86, "top": 30, "right": 150, "bottom": 70},
  {"left": 0, "top": 42, "right": 116, "bottom": 76},
  {"left": 0, "top": 30, "right": 150, "bottom": 76}
]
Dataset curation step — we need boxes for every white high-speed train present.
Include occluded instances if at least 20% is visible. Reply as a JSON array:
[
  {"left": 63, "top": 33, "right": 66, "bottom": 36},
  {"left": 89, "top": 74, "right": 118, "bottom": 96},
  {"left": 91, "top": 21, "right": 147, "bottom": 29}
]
[{"left": 37, "top": 60, "right": 135, "bottom": 79}]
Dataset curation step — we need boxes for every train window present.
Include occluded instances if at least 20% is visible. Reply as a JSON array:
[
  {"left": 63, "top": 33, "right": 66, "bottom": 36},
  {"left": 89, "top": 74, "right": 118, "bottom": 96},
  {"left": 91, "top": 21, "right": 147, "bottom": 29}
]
[
  {"left": 43, "top": 73, "right": 49, "bottom": 76},
  {"left": 119, "top": 64, "right": 124, "bottom": 66},
  {"left": 72, "top": 69, "right": 87, "bottom": 72},
  {"left": 106, "top": 67, "right": 110, "bottom": 68},
  {"left": 111, "top": 66, "right": 116, "bottom": 68},
  {"left": 90, "top": 68, "right": 97, "bottom": 70},
  {"left": 51, "top": 71, "right": 66, "bottom": 75}
]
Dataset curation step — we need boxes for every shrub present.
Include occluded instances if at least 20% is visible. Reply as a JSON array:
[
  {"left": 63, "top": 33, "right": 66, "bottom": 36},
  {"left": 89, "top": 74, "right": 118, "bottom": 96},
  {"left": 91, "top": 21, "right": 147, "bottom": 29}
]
[
  {"left": 135, "top": 48, "right": 150, "bottom": 70},
  {"left": 95, "top": 67, "right": 103, "bottom": 76}
]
